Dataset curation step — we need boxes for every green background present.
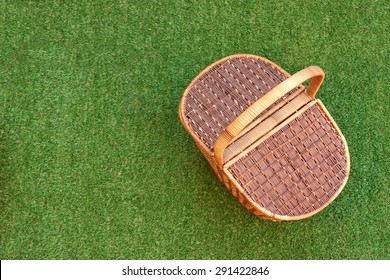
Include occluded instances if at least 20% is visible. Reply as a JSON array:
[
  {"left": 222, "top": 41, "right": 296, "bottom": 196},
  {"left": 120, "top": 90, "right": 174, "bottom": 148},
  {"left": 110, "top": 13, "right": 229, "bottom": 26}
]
[{"left": 0, "top": 0, "right": 388, "bottom": 259}]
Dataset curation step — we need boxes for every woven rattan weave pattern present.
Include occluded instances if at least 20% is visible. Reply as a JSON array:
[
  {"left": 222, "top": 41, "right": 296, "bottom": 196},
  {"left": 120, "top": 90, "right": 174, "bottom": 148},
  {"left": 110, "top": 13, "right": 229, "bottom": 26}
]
[
  {"left": 183, "top": 56, "right": 302, "bottom": 152},
  {"left": 227, "top": 101, "right": 349, "bottom": 217}
]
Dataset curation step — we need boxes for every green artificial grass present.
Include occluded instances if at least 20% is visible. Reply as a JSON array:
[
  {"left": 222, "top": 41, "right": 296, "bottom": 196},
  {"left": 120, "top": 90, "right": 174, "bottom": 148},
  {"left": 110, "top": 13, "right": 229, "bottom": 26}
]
[{"left": 0, "top": 0, "right": 388, "bottom": 259}]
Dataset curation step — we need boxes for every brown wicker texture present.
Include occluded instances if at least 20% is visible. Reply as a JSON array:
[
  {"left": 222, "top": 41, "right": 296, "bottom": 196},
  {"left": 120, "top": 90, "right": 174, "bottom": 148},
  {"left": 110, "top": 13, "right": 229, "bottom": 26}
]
[{"left": 179, "top": 54, "right": 350, "bottom": 221}]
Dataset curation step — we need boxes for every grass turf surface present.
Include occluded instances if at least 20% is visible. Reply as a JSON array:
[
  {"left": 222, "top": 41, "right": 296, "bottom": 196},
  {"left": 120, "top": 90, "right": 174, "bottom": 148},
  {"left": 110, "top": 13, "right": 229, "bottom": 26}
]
[{"left": 0, "top": 0, "right": 388, "bottom": 259}]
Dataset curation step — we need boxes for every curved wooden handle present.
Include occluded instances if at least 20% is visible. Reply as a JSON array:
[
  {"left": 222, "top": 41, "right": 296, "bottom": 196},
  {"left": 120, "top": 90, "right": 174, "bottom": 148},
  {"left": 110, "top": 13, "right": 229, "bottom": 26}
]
[{"left": 214, "top": 66, "right": 325, "bottom": 166}]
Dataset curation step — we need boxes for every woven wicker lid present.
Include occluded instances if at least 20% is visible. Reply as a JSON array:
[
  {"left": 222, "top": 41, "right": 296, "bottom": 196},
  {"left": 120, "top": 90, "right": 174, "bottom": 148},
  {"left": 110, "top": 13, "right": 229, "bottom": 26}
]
[
  {"left": 180, "top": 54, "right": 304, "bottom": 152},
  {"left": 226, "top": 100, "right": 350, "bottom": 220}
]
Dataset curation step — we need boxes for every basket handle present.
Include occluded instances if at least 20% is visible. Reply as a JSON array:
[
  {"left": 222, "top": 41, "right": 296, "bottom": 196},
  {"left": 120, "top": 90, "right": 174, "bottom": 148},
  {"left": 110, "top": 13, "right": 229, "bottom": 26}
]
[{"left": 214, "top": 66, "right": 325, "bottom": 166}]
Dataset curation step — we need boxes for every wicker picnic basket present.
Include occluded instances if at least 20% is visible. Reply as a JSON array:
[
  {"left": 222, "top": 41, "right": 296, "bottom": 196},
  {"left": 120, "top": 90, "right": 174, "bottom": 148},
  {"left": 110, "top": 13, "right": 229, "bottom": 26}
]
[{"left": 179, "top": 54, "right": 350, "bottom": 221}]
